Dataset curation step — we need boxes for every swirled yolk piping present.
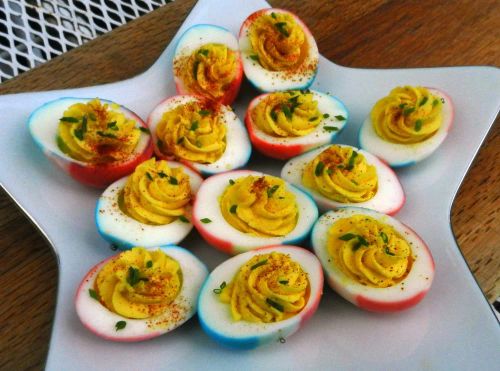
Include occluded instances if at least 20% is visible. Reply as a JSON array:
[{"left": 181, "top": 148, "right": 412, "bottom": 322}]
[
  {"left": 175, "top": 43, "right": 237, "bottom": 101},
  {"left": 327, "top": 215, "right": 413, "bottom": 288},
  {"left": 251, "top": 90, "right": 322, "bottom": 137},
  {"left": 94, "top": 247, "right": 182, "bottom": 319},
  {"left": 156, "top": 102, "right": 226, "bottom": 164},
  {"left": 120, "top": 158, "right": 192, "bottom": 225},
  {"left": 219, "top": 252, "right": 309, "bottom": 322},
  {"left": 302, "top": 146, "right": 378, "bottom": 203},
  {"left": 219, "top": 175, "right": 298, "bottom": 237},
  {"left": 57, "top": 99, "right": 141, "bottom": 163},
  {"left": 371, "top": 86, "right": 443, "bottom": 144},
  {"left": 249, "top": 11, "right": 309, "bottom": 72}
]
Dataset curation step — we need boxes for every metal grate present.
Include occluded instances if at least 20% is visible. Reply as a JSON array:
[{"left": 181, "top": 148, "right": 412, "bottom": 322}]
[{"left": 0, "top": 0, "right": 172, "bottom": 83}]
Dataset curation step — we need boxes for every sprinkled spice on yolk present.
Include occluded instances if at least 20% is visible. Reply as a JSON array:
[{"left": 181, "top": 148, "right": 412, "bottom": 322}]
[
  {"left": 219, "top": 252, "right": 309, "bottom": 323},
  {"left": 94, "top": 247, "right": 182, "bottom": 319},
  {"left": 120, "top": 158, "right": 192, "bottom": 225},
  {"left": 371, "top": 86, "right": 443, "bottom": 144},
  {"left": 252, "top": 90, "right": 322, "bottom": 137},
  {"left": 175, "top": 43, "right": 237, "bottom": 101},
  {"left": 302, "top": 145, "right": 378, "bottom": 203},
  {"left": 57, "top": 98, "right": 140, "bottom": 163},
  {"left": 249, "top": 12, "right": 309, "bottom": 72},
  {"left": 219, "top": 175, "right": 298, "bottom": 237},
  {"left": 327, "top": 215, "right": 413, "bottom": 288},
  {"left": 155, "top": 101, "right": 226, "bottom": 164}
]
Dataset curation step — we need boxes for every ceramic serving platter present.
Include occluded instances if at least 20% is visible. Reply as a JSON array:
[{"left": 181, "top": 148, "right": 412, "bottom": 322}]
[{"left": 0, "top": 0, "right": 499, "bottom": 369}]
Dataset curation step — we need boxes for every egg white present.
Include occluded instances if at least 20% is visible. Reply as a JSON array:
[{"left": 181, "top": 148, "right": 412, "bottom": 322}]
[
  {"left": 192, "top": 170, "right": 319, "bottom": 254},
  {"left": 281, "top": 144, "right": 405, "bottom": 215},
  {"left": 358, "top": 88, "right": 454, "bottom": 167},
  {"left": 246, "top": 90, "right": 348, "bottom": 156},
  {"left": 311, "top": 207, "right": 435, "bottom": 312},
  {"left": 147, "top": 95, "right": 251, "bottom": 176},
  {"left": 75, "top": 246, "right": 208, "bottom": 342},
  {"left": 239, "top": 8, "right": 319, "bottom": 92},
  {"left": 197, "top": 245, "right": 323, "bottom": 349},
  {"left": 95, "top": 161, "right": 203, "bottom": 249}
]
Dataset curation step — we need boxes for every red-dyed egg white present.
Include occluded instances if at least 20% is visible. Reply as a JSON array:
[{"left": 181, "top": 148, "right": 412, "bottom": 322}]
[
  {"left": 197, "top": 245, "right": 323, "bottom": 349},
  {"left": 75, "top": 246, "right": 208, "bottom": 342},
  {"left": 311, "top": 207, "right": 434, "bottom": 312},
  {"left": 28, "top": 97, "right": 153, "bottom": 188}
]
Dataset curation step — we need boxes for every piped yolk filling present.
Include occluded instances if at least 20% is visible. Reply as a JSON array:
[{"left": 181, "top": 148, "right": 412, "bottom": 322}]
[
  {"left": 327, "top": 215, "right": 413, "bottom": 288},
  {"left": 120, "top": 158, "right": 192, "bottom": 225},
  {"left": 175, "top": 43, "right": 237, "bottom": 100},
  {"left": 219, "top": 175, "right": 298, "bottom": 237},
  {"left": 94, "top": 247, "right": 182, "bottom": 319},
  {"left": 302, "top": 145, "right": 378, "bottom": 203},
  {"left": 371, "top": 86, "right": 443, "bottom": 144},
  {"left": 251, "top": 90, "right": 322, "bottom": 137},
  {"left": 156, "top": 101, "right": 226, "bottom": 164},
  {"left": 57, "top": 98, "right": 141, "bottom": 163},
  {"left": 219, "top": 252, "right": 310, "bottom": 323}
]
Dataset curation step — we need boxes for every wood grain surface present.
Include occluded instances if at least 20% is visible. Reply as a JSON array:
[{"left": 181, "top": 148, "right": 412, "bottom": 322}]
[{"left": 0, "top": 0, "right": 498, "bottom": 369}]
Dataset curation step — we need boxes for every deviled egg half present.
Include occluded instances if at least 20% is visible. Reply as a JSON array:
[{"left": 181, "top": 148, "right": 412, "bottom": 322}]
[
  {"left": 29, "top": 97, "right": 153, "bottom": 188},
  {"left": 245, "top": 89, "right": 348, "bottom": 159},
  {"left": 192, "top": 170, "right": 318, "bottom": 255},
  {"left": 359, "top": 86, "right": 454, "bottom": 167},
  {"left": 96, "top": 158, "right": 203, "bottom": 249},
  {"left": 148, "top": 95, "right": 251, "bottom": 177},
  {"left": 173, "top": 24, "right": 243, "bottom": 105},
  {"left": 312, "top": 207, "right": 434, "bottom": 312},
  {"left": 239, "top": 8, "right": 319, "bottom": 92},
  {"left": 281, "top": 144, "right": 404, "bottom": 215},
  {"left": 198, "top": 245, "right": 323, "bottom": 349},
  {"left": 75, "top": 246, "right": 208, "bottom": 342}
]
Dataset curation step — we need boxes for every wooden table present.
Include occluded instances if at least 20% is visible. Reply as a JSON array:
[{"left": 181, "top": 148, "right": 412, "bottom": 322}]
[{"left": 0, "top": 0, "right": 498, "bottom": 369}]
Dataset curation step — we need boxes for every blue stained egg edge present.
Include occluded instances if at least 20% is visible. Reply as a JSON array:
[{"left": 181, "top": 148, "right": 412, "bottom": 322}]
[
  {"left": 174, "top": 23, "right": 235, "bottom": 56},
  {"left": 284, "top": 183, "right": 319, "bottom": 245}
]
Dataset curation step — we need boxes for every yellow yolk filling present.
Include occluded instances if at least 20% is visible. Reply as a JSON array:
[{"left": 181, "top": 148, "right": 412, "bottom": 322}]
[
  {"left": 219, "top": 252, "right": 309, "bottom": 323},
  {"left": 327, "top": 215, "right": 413, "bottom": 288},
  {"left": 176, "top": 43, "right": 237, "bottom": 100},
  {"left": 95, "top": 247, "right": 182, "bottom": 319},
  {"left": 120, "top": 158, "right": 192, "bottom": 225},
  {"left": 302, "top": 146, "right": 378, "bottom": 203},
  {"left": 371, "top": 86, "right": 443, "bottom": 144},
  {"left": 252, "top": 90, "right": 322, "bottom": 137},
  {"left": 249, "top": 12, "right": 309, "bottom": 71},
  {"left": 156, "top": 102, "right": 226, "bottom": 164},
  {"left": 219, "top": 175, "right": 298, "bottom": 237},
  {"left": 57, "top": 98, "right": 140, "bottom": 163}
]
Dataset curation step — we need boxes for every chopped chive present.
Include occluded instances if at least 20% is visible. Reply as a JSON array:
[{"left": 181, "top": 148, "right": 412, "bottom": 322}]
[
  {"left": 432, "top": 99, "right": 439, "bottom": 107},
  {"left": 274, "top": 22, "right": 289, "bottom": 37},
  {"left": 339, "top": 233, "right": 356, "bottom": 241},
  {"left": 146, "top": 172, "right": 153, "bottom": 181},
  {"left": 288, "top": 95, "right": 299, "bottom": 105},
  {"left": 126, "top": 267, "right": 141, "bottom": 286},
  {"left": 323, "top": 113, "right": 330, "bottom": 119},
  {"left": 97, "top": 131, "right": 117, "bottom": 139},
  {"left": 198, "top": 109, "right": 211, "bottom": 116},
  {"left": 115, "top": 321, "right": 126, "bottom": 331},
  {"left": 230, "top": 204, "right": 237, "bottom": 214},
  {"left": 198, "top": 49, "right": 209, "bottom": 57},
  {"left": 315, "top": 161, "right": 325, "bottom": 176},
  {"left": 309, "top": 116, "right": 318, "bottom": 122},
  {"left": 279, "top": 280, "right": 289, "bottom": 285},
  {"left": 270, "top": 110, "right": 278, "bottom": 121},
  {"left": 352, "top": 180, "right": 359, "bottom": 185},
  {"left": 60, "top": 116, "right": 79, "bottom": 123},
  {"left": 190, "top": 121, "right": 199, "bottom": 131},
  {"left": 139, "top": 126, "right": 150, "bottom": 134},
  {"left": 337, "top": 164, "right": 345, "bottom": 169},
  {"left": 266, "top": 298, "right": 284, "bottom": 312},
  {"left": 146, "top": 260, "right": 153, "bottom": 268},
  {"left": 107, "top": 121, "right": 118, "bottom": 130},
  {"left": 158, "top": 171, "right": 167, "bottom": 178},
  {"left": 323, "top": 126, "right": 338, "bottom": 132},
  {"left": 250, "top": 54, "right": 260, "bottom": 62},
  {"left": 346, "top": 150, "right": 358, "bottom": 170},
  {"left": 380, "top": 231, "right": 388, "bottom": 243},
  {"left": 440, "top": 97, "right": 445, "bottom": 103},
  {"left": 327, "top": 168, "right": 334, "bottom": 175},
  {"left": 251, "top": 259, "right": 268, "bottom": 270},
  {"left": 89, "top": 289, "right": 99, "bottom": 301},
  {"left": 267, "top": 184, "right": 279, "bottom": 198},
  {"left": 177, "top": 136, "right": 184, "bottom": 145},
  {"left": 281, "top": 104, "right": 292, "bottom": 119},
  {"left": 168, "top": 176, "right": 178, "bottom": 185},
  {"left": 178, "top": 215, "right": 189, "bottom": 223},
  {"left": 74, "top": 128, "right": 84, "bottom": 140},
  {"left": 385, "top": 247, "right": 395, "bottom": 256},
  {"left": 352, "top": 241, "right": 362, "bottom": 251},
  {"left": 334, "top": 115, "right": 346, "bottom": 121},
  {"left": 399, "top": 103, "right": 407, "bottom": 109},
  {"left": 403, "top": 107, "right": 415, "bottom": 116},
  {"left": 357, "top": 235, "right": 368, "bottom": 246},
  {"left": 81, "top": 115, "right": 87, "bottom": 134},
  {"left": 229, "top": 179, "right": 235, "bottom": 185},
  {"left": 414, "top": 119, "right": 423, "bottom": 132},
  {"left": 213, "top": 281, "right": 226, "bottom": 294},
  {"left": 200, "top": 218, "right": 212, "bottom": 224},
  {"left": 419, "top": 96, "right": 428, "bottom": 106},
  {"left": 193, "top": 60, "right": 200, "bottom": 79},
  {"left": 271, "top": 12, "right": 277, "bottom": 19}
]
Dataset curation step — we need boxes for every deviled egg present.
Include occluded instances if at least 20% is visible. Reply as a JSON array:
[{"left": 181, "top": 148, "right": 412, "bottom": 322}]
[
  {"left": 173, "top": 24, "right": 243, "bottom": 105},
  {"left": 96, "top": 158, "right": 203, "bottom": 249},
  {"left": 245, "top": 89, "right": 348, "bottom": 159},
  {"left": 281, "top": 144, "right": 404, "bottom": 215},
  {"left": 29, "top": 97, "right": 153, "bottom": 188},
  {"left": 75, "top": 246, "right": 208, "bottom": 341},
  {"left": 192, "top": 170, "right": 318, "bottom": 255},
  {"left": 239, "top": 8, "right": 319, "bottom": 92},
  {"left": 359, "top": 86, "right": 454, "bottom": 167},
  {"left": 148, "top": 95, "right": 251, "bottom": 176},
  {"left": 311, "top": 207, "right": 434, "bottom": 312},
  {"left": 198, "top": 245, "right": 323, "bottom": 349}
]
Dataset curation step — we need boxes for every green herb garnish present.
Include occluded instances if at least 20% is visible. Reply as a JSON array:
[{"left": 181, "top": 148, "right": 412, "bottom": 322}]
[
  {"left": 323, "top": 113, "right": 330, "bottom": 119},
  {"left": 139, "top": 126, "right": 150, "bottom": 134},
  {"left": 380, "top": 231, "right": 388, "bottom": 243},
  {"left": 158, "top": 171, "right": 167, "bottom": 178},
  {"left": 146, "top": 172, "right": 153, "bottom": 181},
  {"left": 414, "top": 119, "right": 423, "bottom": 132},
  {"left": 346, "top": 150, "right": 358, "bottom": 170},
  {"left": 281, "top": 104, "right": 292, "bottom": 119},
  {"left": 266, "top": 298, "right": 284, "bottom": 312},
  {"left": 419, "top": 96, "right": 428, "bottom": 106},
  {"left": 193, "top": 60, "right": 200, "bottom": 79},
  {"left": 432, "top": 99, "right": 439, "bottom": 107},
  {"left": 403, "top": 107, "right": 415, "bottom": 116},
  {"left": 190, "top": 121, "right": 199, "bottom": 131},
  {"left": 323, "top": 126, "right": 338, "bottom": 132},
  {"left": 399, "top": 103, "right": 407, "bottom": 109},
  {"left": 279, "top": 280, "right": 289, "bottom": 285},
  {"left": 274, "top": 22, "right": 289, "bottom": 37},
  {"left": 339, "top": 233, "right": 356, "bottom": 241},
  {"left": 315, "top": 161, "right": 325, "bottom": 176},
  {"left": 169, "top": 176, "right": 178, "bottom": 185},
  {"left": 60, "top": 116, "right": 79, "bottom": 123},
  {"left": 89, "top": 289, "right": 99, "bottom": 301},
  {"left": 271, "top": 12, "right": 277, "bottom": 19},
  {"left": 251, "top": 259, "right": 268, "bottom": 270},
  {"left": 309, "top": 116, "right": 318, "bottom": 122},
  {"left": 126, "top": 267, "right": 141, "bottom": 286},
  {"left": 198, "top": 109, "right": 211, "bottom": 116},
  {"left": 213, "top": 281, "right": 226, "bottom": 294},
  {"left": 229, "top": 179, "right": 235, "bottom": 185},
  {"left": 115, "top": 321, "right": 126, "bottom": 331},
  {"left": 385, "top": 247, "right": 395, "bottom": 256},
  {"left": 198, "top": 49, "right": 209, "bottom": 57},
  {"left": 327, "top": 168, "right": 334, "bottom": 175},
  {"left": 107, "top": 121, "right": 118, "bottom": 130},
  {"left": 97, "top": 131, "right": 117, "bottom": 139},
  {"left": 74, "top": 128, "right": 84, "bottom": 140},
  {"left": 270, "top": 110, "right": 278, "bottom": 121},
  {"left": 267, "top": 184, "right": 279, "bottom": 198},
  {"left": 230, "top": 205, "right": 237, "bottom": 214},
  {"left": 178, "top": 215, "right": 189, "bottom": 223},
  {"left": 146, "top": 260, "right": 153, "bottom": 268},
  {"left": 250, "top": 54, "right": 260, "bottom": 62},
  {"left": 200, "top": 218, "right": 212, "bottom": 224},
  {"left": 334, "top": 115, "right": 346, "bottom": 121}
]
